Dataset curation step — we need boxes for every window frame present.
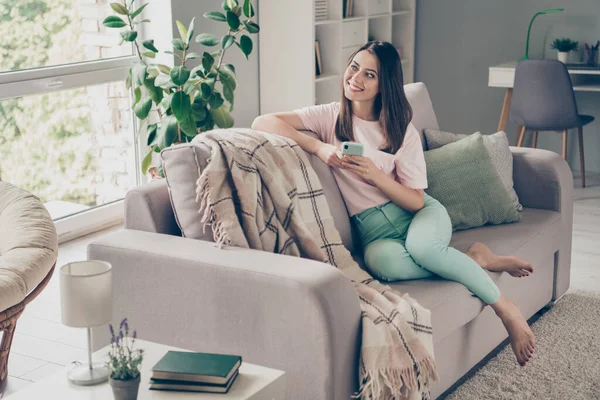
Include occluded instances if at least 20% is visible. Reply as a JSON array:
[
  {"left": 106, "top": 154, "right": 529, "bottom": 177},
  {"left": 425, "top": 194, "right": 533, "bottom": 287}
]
[{"left": 0, "top": 47, "right": 141, "bottom": 245}]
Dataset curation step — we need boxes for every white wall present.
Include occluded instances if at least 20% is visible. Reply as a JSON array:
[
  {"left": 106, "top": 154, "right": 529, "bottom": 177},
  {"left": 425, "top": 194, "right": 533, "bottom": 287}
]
[{"left": 415, "top": 0, "right": 600, "bottom": 174}]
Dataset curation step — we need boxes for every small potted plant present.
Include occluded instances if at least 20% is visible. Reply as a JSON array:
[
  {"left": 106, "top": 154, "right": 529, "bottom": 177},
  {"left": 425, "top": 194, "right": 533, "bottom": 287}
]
[
  {"left": 551, "top": 38, "right": 579, "bottom": 63},
  {"left": 107, "top": 318, "right": 144, "bottom": 400}
]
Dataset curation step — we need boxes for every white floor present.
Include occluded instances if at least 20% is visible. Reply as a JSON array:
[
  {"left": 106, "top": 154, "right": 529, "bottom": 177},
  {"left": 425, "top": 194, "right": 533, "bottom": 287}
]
[{"left": 2, "top": 175, "right": 599, "bottom": 398}]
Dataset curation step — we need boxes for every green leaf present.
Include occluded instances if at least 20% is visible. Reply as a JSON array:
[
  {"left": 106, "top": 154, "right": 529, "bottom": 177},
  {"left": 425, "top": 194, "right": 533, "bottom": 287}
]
[
  {"left": 201, "top": 83, "right": 213, "bottom": 100},
  {"left": 171, "top": 92, "right": 197, "bottom": 137},
  {"left": 147, "top": 68, "right": 159, "bottom": 77},
  {"left": 147, "top": 123, "right": 158, "bottom": 146},
  {"left": 154, "top": 74, "right": 172, "bottom": 87},
  {"left": 226, "top": 0, "right": 238, "bottom": 10},
  {"left": 143, "top": 51, "right": 155, "bottom": 58},
  {"left": 187, "top": 17, "right": 195, "bottom": 44},
  {"left": 245, "top": 21, "right": 259, "bottom": 34},
  {"left": 210, "top": 105, "right": 234, "bottom": 128},
  {"left": 185, "top": 52, "right": 200, "bottom": 60},
  {"left": 103, "top": 16, "right": 127, "bottom": 28},
  {"left": 160, "top": 93, "right": 172, "bottom": 111},
  {"left": 130, "top": 3, "right": 149, "bottom": 19},
  {"left": 159, "top": 116, "right": 180, "bottom": 148},
  {"left": 223, "top": 83, "right": 234, "bottom": 111},
  {"left": 232, "top": 5, "right": 242, "bottom": 17},
  {"left": 141, "top": 150, "right": 153, "bottom": 174},
  {"left": 172, "top": 38, "right": 185, "bottom": 51},
  {"left": 133, "top": 86, "right": 142, "bottom": 106},
  {"left": 239, "top": 35, "right": 253, "bottom": 59},
  {"left": 192, "top": 98, "right": 207, "bottom": 121},
  {"left": 134, "top": 97, "right": 152, "bottom": 119},
  {"left": 202, "top": 52, "right": 214, "bottom": 74},
  {"left": 176, "top": 20, "right": 188, "bottom": 42},
  {"left": 126, "top": 70, "right": 132, "bottom": 89},
  {"left": 226, "top": 11, "right": 240, "bottom": 30},
  {"left": 209, "top": 92, "right": 224, "bottom": 109},
  {"left": 221, "top": 35, "right": 234, "bottom": 50},
  {"left": 132, "top": 62, "right": 147, "bottom": 85},
  {"left": 243, "top": 0, "right": 255, "bottom": 18},
  {"left": 170, "top": 66, "right": 190, "bottom": 86},
  {"left": 144, "top": 77, "right": 164, "bottom": 103},
  {"left": 223, "top": 63, "right": 236, "bottom": 75},
  {"left": 204, "top": 11, "right": 226, "bottom": 22},
  {"left": 121, "top": 30, "right": 138, "bottom": 42},
  {"left": 142, "top": 40, "right": 158, "bottom": 52},
  {"left": 110, "top": 3, "right": 129, "bottom": 15},
  {"left": 196, "top": 33, "right": 220, "bottom": 46},
  {"left": 218, "top": 66, "right": 236, "bottom": 89},
  {"left": 157, "top": 64, "right": 171, "bottom": 75}
]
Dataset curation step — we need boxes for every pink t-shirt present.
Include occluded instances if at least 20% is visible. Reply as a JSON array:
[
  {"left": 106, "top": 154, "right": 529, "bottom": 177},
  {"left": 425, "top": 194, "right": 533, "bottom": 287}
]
[{"left": 294, "top": 102, "right": 428, "bottom": 216}]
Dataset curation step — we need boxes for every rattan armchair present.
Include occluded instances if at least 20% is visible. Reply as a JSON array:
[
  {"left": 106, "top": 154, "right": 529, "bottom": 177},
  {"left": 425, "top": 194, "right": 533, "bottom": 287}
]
[{"left": 0, "top": 181, "right": 58, "bottom": 393}]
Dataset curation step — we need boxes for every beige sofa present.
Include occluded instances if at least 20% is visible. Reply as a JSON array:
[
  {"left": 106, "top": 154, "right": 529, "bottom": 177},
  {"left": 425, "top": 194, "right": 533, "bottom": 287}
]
[{"left": 88, "top": 83, "right": 573, "bottom": 399}]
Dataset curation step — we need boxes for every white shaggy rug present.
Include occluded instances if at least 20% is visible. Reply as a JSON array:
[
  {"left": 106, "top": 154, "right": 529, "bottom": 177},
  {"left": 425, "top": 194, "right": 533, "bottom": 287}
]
[{"left": 442, "top": 290, "right": 600, "bottom": 400}]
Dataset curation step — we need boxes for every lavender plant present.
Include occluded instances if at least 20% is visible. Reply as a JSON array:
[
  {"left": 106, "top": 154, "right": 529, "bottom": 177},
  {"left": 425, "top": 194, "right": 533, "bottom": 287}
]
[{"left": 107, "top": 318, "right": 144, "bottom": 380}]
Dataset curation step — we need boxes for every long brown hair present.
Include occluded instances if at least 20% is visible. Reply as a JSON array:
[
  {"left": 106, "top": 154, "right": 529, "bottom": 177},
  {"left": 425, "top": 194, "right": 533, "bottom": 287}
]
[{"left": 335, "top": 41, "right": 413, "bottom": 154}]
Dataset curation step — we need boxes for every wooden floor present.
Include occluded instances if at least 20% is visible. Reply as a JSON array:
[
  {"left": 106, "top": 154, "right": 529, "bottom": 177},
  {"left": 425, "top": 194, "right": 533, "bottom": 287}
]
[{"left": 1, "top": 174, "right": 599, "bottom": 398}]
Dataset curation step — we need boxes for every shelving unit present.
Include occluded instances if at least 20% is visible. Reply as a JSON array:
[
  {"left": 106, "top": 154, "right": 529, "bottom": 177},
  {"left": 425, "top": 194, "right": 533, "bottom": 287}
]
[{"left": 259, "top": 0, "right": 416, "bottom": 114}]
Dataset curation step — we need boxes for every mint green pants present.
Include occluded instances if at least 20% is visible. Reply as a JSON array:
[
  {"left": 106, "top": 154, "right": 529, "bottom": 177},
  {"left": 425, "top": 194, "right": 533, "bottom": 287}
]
[{"left": 352, "top": 194, "right": 501, "bottom": 305}]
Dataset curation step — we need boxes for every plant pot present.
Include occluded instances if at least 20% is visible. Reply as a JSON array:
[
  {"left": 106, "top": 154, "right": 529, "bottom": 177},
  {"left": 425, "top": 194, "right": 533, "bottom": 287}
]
[
  {"left": 558, "top": 51, "right": 568, "bottom": 63},
  {"left": 109, "top": 375, "right": 141, "bottom": 400}
]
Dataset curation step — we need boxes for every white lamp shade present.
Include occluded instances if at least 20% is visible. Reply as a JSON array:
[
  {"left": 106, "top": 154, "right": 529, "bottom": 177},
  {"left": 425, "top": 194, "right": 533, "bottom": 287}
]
[{"left": 60, "top": 261, "right": 112, "bottom": 328}]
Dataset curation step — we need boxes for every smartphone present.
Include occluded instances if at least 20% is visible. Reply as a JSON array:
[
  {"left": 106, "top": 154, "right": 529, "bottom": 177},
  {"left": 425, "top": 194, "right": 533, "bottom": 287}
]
[{"left": 341, "top": 142, "right": 364, "bottom": 156}]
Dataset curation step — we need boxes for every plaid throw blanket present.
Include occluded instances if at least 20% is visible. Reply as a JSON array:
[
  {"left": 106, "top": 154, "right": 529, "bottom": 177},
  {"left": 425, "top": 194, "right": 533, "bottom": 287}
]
[{"left": 195, "top": 129, "right": 439, "bottom": 399}]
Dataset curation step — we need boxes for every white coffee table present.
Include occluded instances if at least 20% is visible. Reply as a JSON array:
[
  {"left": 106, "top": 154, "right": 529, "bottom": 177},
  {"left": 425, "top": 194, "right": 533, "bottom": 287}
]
[{"left": 6, "top": 340, "right": 286, "bottom": 399}]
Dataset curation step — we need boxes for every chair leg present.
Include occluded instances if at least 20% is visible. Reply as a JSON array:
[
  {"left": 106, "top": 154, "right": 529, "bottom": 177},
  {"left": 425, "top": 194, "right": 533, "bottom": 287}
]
[
  {"left": 578, "top": 126, "right": 585, "bottom": 188},
  {"left": 562, "top": 130, "right": 568, "bottom": 160},
  {"left": 516, "top": 126, "right": 526, "bottom": 147},
  {"left": 0, "top": 323, "right": 17, "bottom": 394},
  {"left": 532, "top": 131, "right": 538, "bottom": 148}
]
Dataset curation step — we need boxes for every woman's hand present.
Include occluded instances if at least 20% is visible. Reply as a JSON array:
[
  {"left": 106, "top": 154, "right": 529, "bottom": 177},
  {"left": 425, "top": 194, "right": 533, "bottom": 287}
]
[
  {"left": 315, "top": 143, "right": 345, "bottom": 168},
  {"left": 341, "top": 155, "right": 385, "bottom": 185}
]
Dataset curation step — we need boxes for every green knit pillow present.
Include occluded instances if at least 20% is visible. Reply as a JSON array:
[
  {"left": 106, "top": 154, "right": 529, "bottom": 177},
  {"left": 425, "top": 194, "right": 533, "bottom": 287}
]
[{"left": 424, "top": 133, "right": 521, "bottom": 231}]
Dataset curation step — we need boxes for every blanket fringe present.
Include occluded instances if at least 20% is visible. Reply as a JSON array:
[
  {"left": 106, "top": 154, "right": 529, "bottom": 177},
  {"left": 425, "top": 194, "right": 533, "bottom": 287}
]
[
  {"left": 197, "top": 174, "right": 231, "bottom": 248},
  {"left": 352, "top": 357, "right": 438, "bottom": 400}
]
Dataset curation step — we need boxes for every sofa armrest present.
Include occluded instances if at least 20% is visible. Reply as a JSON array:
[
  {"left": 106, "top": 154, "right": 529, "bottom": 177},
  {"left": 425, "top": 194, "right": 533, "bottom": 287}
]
[
  {"left": 88, "top": 229, "right": 361, "bottom": 400},
  {"left": 124, "top": 179, "right": 180, "bottom": 236},
  {"left": 510, "top": 147, "right": 573, "bottom": 299}
]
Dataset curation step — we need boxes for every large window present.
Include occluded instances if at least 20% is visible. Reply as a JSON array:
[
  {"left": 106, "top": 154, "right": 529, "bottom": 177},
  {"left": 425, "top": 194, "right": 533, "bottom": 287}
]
[{"left": 0, "top": 0, "right": 140, "bottom": 242}]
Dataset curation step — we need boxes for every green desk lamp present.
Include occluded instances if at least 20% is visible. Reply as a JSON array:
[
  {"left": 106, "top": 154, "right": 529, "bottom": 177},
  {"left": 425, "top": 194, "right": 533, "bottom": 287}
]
[{"left": 522, "top": 8, "right": 565, "bottom": 60}]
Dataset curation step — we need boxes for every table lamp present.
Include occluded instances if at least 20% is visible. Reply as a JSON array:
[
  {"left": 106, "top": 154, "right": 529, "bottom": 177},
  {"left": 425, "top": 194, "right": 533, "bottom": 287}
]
[
  {"left": 60, "top": 260, "right": 112, "bottom": 386},
  {"left": 523, "top": 8, "right": 565, "bottom": 60}
]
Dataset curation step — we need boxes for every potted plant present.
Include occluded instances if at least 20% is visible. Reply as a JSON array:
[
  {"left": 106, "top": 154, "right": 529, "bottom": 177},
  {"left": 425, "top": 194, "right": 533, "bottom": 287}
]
[
  {"left": 107, "top": 318, "right": 144, "bottom": 400},
  {"left": 103, "top": 0, "right": 259, "bottom": 177},
  {"left": 551, "top": 38, "right": 579, "bottom": 63}
]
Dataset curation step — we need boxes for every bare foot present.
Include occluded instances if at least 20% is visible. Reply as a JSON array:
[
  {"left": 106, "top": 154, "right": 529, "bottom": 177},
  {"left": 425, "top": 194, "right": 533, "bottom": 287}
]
[
  {"left": 467, "top": 242, "right": 534, "bottom": 278},
  {"left": 491, "top": 297, "right": 536, "bottom": 366}
]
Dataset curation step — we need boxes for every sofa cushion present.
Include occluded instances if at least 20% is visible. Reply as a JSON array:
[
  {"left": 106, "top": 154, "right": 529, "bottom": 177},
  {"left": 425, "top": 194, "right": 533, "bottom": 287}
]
[
  {"left": 424, "top": 129, "right": 523, "bottom": 212},
  {"left": 0, "top": 182, "right": 58, "bottom": 311},
  {"left": 424, "top": 133, "right": 521, "bottom": 231},
  {"left": 388, "top": 207, "right": 562, "bottom": 343}
]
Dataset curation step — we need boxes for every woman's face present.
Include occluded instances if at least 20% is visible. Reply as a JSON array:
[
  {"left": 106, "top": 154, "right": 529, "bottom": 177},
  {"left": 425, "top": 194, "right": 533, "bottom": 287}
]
[{"left": 343, "top": 50, "right": 380, "bottom": 102}]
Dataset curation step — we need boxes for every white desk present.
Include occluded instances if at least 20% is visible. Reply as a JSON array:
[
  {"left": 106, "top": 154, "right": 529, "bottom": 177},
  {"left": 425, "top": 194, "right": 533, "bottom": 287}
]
[
  {"left": 489, "top": 61, "right": 600, "bottom": 132},
  {"left": 5, "top": 340, "right": 286, "bottom": 400}
]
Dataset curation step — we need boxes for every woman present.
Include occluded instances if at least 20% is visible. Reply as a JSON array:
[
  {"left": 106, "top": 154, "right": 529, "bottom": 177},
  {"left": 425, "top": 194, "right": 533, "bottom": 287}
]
[{"left": 252, "top": 41, "right": 536, "bottom": 366}]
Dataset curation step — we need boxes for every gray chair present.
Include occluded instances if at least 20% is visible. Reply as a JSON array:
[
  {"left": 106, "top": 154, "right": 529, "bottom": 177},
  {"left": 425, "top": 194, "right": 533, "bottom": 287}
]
[{"left": 510, "top": 59, "right": 593, "bottom": 187}]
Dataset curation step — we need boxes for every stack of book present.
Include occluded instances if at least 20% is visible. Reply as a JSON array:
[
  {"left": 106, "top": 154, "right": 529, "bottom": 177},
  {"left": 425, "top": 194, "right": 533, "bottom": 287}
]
[
  {"left": 343, "top": 0, "right": 353, "bottom": 18},
  {"left": 150, "top": 350, "right": 242, "bottom": 393},
  {"left": 315, "top": 0, "right": 328, "bottom": 21}
]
